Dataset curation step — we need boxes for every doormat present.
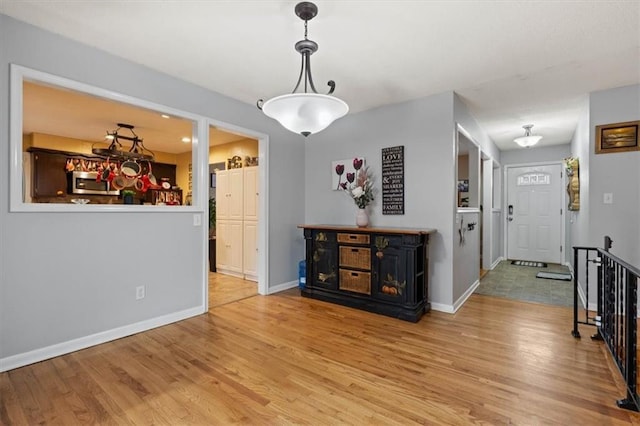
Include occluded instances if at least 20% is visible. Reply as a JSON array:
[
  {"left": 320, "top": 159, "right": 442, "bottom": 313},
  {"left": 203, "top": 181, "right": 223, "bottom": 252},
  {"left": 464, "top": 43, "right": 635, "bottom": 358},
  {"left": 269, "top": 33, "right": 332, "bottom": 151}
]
[
  {"left": 511, "top": 260, "right": 547, "bottom": 268},
  {"left": 536, "top": 271, "right": 572, "bottom": 281}
]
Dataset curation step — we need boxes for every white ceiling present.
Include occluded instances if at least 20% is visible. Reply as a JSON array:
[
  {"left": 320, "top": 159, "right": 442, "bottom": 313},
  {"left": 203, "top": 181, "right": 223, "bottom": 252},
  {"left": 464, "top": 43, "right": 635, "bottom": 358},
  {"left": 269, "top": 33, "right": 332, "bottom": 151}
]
[{"left": 3, "top": 1, "right": 639, "bottom": 151}]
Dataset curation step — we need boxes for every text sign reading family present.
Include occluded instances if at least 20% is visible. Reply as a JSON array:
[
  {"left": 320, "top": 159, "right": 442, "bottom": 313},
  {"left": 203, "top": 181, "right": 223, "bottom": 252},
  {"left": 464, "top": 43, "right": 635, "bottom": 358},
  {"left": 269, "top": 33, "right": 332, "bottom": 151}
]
[{"left": 382, "top": 145, "right": 405, "bottom": 215}]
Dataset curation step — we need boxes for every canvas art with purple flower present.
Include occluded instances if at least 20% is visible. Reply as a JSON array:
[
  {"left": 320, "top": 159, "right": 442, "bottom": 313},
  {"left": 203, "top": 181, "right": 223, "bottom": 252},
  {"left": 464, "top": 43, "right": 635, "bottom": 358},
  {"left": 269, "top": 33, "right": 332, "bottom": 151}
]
[
  {"left": 337, "top": 158, "right": 374, "bottom": 209},
  {"left": 332, "top": 157, "right": 365, "bottom": 190}
]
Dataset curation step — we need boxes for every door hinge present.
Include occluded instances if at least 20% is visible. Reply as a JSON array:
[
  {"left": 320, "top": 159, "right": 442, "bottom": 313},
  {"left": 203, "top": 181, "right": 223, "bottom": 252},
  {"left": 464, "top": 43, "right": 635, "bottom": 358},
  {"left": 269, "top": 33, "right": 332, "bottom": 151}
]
[
  {"left": 560, "top": 245, "right": 563, "bottom": 253},
  {"left": 561, "top": 208, "right": 563, "bottom": 215}
]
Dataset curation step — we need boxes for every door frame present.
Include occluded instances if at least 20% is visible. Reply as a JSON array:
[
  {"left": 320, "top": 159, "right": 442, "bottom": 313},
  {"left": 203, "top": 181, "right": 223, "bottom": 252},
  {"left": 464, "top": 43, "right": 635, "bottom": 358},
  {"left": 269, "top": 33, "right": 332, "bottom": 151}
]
[
  {"left": 502, "top": 160, "right": 566, "bottom": 265},
  {"left": 203, "top": 118, "right": 269, "bottom": 311}
]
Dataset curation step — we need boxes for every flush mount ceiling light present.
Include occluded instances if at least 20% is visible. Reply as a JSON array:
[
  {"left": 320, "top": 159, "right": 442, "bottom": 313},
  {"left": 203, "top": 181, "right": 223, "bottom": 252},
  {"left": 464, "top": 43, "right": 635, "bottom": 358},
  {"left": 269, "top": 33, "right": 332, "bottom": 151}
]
[
  {"left": 514, "top": 124, "right": 542, "bottom": 148},
  {"left": 92, "top": 123, "right": 155, "bottom": 160},
  {"left": 257, "top": 2, "right": 348, "bottom": 137}
]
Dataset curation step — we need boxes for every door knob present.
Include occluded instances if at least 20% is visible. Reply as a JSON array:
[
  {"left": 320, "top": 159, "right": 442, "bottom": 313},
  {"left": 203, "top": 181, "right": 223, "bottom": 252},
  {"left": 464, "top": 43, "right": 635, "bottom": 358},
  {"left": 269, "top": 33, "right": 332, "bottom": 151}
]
[{"left": 508, "top": 217, "right": 513, "bottom": 222}]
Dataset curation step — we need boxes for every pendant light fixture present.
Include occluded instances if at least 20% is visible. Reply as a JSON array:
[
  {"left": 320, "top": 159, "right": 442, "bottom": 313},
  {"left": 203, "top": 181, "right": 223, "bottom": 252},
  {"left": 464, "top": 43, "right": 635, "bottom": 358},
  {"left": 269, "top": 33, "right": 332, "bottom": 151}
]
[
  {"left": 257, "top": 2, "right": 348, "bottom": 137},
  {"left": 514, "top": 124, "right": 542, "bottom": 148},
  {"left": 92, "top": 123, "right": 154, "bottom": 160}
]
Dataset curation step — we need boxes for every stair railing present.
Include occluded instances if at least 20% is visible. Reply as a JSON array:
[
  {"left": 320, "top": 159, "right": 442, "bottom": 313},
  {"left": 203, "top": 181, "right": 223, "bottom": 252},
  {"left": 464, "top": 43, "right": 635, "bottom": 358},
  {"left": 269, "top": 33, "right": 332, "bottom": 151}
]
[{"left": 572, "top": 236, "right": 640, "bottom": 411}]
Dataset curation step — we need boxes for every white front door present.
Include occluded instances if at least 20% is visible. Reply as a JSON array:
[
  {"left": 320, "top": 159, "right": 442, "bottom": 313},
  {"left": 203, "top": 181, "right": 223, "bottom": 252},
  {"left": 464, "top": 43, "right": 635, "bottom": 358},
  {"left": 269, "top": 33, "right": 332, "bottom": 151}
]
[{"left": 507, "top": 164, "right": 563, "bottom": 263}]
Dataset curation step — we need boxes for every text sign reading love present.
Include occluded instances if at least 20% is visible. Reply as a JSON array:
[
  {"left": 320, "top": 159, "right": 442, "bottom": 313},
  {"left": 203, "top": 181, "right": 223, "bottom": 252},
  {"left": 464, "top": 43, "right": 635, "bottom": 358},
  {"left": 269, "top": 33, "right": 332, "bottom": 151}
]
[{"left": 381, "top": 145, "right": 405, "bottom": 215}]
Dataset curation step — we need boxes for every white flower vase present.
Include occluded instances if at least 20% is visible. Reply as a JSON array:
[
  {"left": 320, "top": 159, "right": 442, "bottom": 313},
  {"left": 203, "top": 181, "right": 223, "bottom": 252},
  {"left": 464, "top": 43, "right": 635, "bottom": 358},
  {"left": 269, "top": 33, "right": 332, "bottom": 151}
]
[{"left": 356, "top": 208, "right": 369, "bottom": 228}]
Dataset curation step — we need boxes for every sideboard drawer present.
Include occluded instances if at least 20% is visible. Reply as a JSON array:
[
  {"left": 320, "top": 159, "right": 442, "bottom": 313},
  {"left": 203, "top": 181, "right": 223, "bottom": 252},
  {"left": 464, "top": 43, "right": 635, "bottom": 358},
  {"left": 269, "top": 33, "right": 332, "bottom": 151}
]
[
  {"left": 339, "top": 246, "right": 371, "bottom": 270},
  {"left": 339, "top": 269, "right": 371, "bottom": 294},
  {"left": 337, "top": 233, "right": 370, "bottom": 245}
]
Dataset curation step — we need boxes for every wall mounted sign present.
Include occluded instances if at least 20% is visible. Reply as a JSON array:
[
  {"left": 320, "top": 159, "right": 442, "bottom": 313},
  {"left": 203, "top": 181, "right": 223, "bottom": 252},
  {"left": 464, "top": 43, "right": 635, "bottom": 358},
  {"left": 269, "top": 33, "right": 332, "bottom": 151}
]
[{"left": 381, "top": 145, "right": 404, "bottom": 215}]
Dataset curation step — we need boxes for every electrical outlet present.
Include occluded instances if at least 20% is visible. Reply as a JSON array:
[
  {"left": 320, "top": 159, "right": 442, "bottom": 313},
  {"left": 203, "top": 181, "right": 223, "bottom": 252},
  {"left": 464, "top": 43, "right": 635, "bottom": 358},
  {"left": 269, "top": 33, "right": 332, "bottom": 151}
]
[
  {"left": 136, "top": 285, "right": 145, "bottom": 300},
  {"left": 193, "top": 214, "right": 202, "bottom": 226}
]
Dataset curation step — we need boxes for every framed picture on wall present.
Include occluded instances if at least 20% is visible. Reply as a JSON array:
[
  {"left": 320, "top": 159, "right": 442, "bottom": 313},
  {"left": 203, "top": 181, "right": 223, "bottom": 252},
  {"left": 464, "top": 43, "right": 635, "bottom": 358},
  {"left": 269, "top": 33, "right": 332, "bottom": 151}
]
[{"left": 595, "top": 120, "right": 639, "bottom": 154}]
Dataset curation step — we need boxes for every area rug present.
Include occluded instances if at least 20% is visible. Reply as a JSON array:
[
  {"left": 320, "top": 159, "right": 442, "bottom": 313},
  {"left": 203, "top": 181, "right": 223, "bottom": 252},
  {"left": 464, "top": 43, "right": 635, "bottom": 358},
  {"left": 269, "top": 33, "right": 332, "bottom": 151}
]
[
  {"left": 536, "top": 271, "right": 572, "bottom": 281},
  {"left": 511, "top": 260, "right": 548, "bottom": 268}
]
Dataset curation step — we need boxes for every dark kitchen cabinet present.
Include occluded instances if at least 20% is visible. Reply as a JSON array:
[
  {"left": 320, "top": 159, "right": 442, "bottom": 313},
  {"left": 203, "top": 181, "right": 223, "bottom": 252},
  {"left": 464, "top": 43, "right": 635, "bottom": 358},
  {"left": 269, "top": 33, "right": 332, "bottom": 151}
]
[
  {"left": 32, "top": 151, "right": 68, "bottom": 198},
  {"left": 300, "top": 225, "right": 436, "bottom": 322},
  {"left": 146, "top": 162, "right": 176, "bottom": 185}
]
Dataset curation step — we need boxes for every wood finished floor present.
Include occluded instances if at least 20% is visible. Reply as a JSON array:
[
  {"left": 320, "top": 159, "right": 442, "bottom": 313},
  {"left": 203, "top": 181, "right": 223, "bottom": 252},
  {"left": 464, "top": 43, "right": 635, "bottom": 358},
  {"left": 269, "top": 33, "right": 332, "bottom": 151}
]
[
  {"left": 208, "top": 272, "right": 257, "bottom": 309},
  {"left": 2, "top": 291, "right": 640, "bottom": 425}
]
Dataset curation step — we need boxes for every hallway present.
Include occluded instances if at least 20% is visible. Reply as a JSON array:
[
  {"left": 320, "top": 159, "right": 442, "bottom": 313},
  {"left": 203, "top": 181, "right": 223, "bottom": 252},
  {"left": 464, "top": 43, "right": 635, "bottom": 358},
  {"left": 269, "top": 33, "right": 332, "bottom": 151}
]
[{"left": 474, "top": 260, "right": 574, "bottom": 307}]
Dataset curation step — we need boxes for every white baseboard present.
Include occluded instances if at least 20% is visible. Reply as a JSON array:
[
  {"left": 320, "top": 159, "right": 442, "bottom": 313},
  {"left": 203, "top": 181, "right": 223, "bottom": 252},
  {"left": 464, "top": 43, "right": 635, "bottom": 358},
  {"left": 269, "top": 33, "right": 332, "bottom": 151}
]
[
  {"left": 430, "top": 302, "right": 455, "bottom": 313},
  {"left": 431, "top": 278, "right": 482, "bottom": 314},
  {"left": 576, "top": 280, "right": 597, "bottom": 312},
  {"left": 0, "top": 305, "right": 205, "bottom": 373},
  {"left": 490, "top": 257, "right": 504, "bottom": 270},
  {"left": 452, "top": 279, "right": 481, "bottom": 313},
  {"left": 268, "top": 280, "right": 298, "bottom": 294},
  {"left": 216, "top": 268, "right": 244, "bottom": 279}
]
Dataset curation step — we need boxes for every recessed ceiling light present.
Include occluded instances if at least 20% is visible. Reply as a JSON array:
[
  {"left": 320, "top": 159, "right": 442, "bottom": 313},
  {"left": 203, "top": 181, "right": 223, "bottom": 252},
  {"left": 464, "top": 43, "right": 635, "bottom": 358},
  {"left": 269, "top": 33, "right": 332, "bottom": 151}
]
[
  {"left": 181, "top": 137, "right": 191, "bottom": 143},
  {"left": 161, "top": 114, "right": 170, "bottom": 119}
]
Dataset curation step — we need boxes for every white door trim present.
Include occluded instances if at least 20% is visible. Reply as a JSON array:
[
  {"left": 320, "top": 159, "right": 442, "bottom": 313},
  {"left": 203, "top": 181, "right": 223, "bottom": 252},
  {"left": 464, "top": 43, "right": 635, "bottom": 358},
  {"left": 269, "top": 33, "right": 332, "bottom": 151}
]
[
  {"left": 503, "top": 160, "right": 566, "bottom": 264},
  {"left": 205, "top": 118, "right": 269, "bottom": 301}
]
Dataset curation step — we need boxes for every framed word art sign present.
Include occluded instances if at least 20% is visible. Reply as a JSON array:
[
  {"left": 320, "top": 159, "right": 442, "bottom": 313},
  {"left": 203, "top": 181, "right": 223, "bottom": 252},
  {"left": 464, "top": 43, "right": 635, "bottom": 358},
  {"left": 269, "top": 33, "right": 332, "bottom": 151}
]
[{"left": 381, "top": 145, "right": 405, "bottom": 215}]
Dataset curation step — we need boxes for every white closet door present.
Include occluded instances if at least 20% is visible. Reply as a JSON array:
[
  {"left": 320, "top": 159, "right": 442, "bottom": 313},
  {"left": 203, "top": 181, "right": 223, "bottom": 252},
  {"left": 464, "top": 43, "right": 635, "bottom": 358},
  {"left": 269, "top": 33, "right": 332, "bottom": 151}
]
[
  {"left": 229, "top": 168, "right": 244, "bottom": 221},
  {"left": 215, "top": 170, "right": 230, "bottom": 220},
  {"left": 243, "top": 166, "right": 259, "bottom": 221},
  {"left": 243, "top": 221, "right": 258, "bottom": 281}
]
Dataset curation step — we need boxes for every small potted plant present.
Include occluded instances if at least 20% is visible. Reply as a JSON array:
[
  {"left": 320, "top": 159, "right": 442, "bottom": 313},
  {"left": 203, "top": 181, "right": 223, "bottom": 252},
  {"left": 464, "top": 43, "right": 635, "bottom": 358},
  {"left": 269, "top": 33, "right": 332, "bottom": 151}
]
[
  {"left": 209, "top": 197, "right": 217, "bottom": 272},
  {"left": 209, "top": 198, "right": 216, "bottom": 238},
  {"left": 122, "top": 189, "right": 135, "bottom": 205}
]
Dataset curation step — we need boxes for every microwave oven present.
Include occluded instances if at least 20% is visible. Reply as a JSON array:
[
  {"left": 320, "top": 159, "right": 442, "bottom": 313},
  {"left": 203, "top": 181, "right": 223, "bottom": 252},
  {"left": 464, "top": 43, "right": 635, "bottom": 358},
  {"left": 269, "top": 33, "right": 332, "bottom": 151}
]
[{"left": 69, "top": 171, "right": 120, "bottom": 195}]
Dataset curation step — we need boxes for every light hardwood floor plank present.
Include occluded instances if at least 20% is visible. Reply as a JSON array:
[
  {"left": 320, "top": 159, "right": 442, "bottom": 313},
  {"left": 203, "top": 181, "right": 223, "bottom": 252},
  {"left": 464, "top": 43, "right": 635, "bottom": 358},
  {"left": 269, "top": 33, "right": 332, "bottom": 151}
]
[{"left": 2, "top": 290, "right": 640, "bottom": 424}]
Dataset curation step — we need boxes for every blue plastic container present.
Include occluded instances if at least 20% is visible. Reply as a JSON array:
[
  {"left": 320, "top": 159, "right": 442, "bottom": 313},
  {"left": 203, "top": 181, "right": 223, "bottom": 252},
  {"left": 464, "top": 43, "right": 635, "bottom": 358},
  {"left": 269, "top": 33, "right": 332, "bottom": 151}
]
[{"left": 298, "top": 260, "right": 306, "bottom": 289}]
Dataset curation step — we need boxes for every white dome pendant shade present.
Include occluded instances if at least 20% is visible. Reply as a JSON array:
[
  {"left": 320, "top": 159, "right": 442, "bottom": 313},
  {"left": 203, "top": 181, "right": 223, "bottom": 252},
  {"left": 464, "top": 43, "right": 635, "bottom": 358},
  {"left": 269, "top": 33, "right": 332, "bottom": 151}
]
[
  {"left": 514, "top": 124, "right": 542, "bottom": 148},
  {"left": 257, "top": 2, "right": 348, "bottom": 137},
  {"left": 261, "top": 93, "right": 348, "bottom": 137}
]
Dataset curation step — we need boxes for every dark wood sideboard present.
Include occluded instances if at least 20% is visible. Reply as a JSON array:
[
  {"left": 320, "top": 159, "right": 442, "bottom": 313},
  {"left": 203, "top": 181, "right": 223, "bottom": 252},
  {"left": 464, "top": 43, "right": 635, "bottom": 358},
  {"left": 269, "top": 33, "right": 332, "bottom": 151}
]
[{"left": 299, "top": 225, "right": 436, "bottom": 322}]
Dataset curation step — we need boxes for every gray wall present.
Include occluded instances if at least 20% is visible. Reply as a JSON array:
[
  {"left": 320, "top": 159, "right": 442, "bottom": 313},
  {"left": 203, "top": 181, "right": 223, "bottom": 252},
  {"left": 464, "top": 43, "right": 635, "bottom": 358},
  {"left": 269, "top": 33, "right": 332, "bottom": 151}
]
[
  {"left": 491, "top": 210, "right": 502, "bottom": 265},
  {"left": 0, "top": 15, "right": 304, "bottom": 366},
  {"left": 452, "top": 211, "right": 480, "bottom": 304},
  {"left": 452, "top": 95, "right": 501, "bottom": 304},
  {"left": 304, "top": 92, "right": 456, "bottom": 308},
  {"left": 569, "top": 84, "right": 639, "bottom": 310},
  {"left": 569, "top": 104, "right": 590, "bottom": 267},
  {"left": 304, "top": 92, "right": 500, "bottom": 311},
  {"left": 589, "top": 84, "right": 640, "bottom": 266}
]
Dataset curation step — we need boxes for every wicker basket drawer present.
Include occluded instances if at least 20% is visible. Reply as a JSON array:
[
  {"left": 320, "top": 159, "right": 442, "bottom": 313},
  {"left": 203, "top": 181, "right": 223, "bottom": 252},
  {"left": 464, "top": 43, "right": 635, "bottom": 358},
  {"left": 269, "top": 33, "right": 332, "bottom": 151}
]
[
  {"left": 337, "top": 233, "right": 370, "bottom": 245},
  {"left": 339, "top": 246, "right": 371, "bottom": 270},
  {"left": 339, "top": 269, "right": 371, "bottom": 295}
]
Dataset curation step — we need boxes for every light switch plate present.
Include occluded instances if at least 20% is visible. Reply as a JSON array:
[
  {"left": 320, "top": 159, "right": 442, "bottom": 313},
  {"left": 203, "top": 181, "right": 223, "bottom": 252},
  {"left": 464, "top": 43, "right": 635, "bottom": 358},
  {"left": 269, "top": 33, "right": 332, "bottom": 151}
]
[
  {"left": 603, "top": 193, "right": 613, "bottom": 204},
  {"left": 193, "top": 214, "right": 202, "bottom": 226}
]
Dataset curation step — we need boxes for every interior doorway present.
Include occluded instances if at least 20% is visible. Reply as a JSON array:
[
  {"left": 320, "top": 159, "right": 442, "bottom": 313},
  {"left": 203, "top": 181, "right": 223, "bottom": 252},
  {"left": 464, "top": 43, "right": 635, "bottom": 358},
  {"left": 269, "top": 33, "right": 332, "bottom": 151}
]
[
  {"left": 505, "top": 163, "right": 564, "bottom": 264},
  {"left": 207, "top": 125, "right": 262, "bottom": 309}
]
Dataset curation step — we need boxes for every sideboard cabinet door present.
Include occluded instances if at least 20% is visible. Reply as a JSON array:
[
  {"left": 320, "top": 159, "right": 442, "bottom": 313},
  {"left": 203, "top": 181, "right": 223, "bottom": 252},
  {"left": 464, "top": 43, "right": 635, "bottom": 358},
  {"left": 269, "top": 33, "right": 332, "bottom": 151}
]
[
  {"left": 373, "top": 245, "right": 408, "bottom": 305},
  {"left": 309, "top": 231, "right": 338, "bottom": 290}
]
